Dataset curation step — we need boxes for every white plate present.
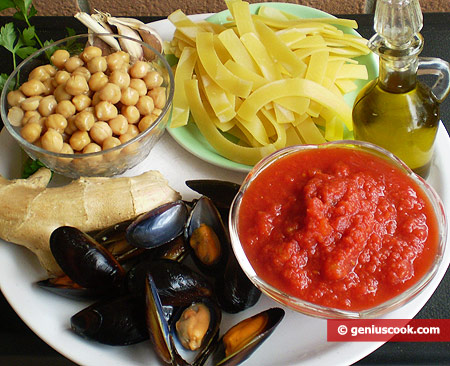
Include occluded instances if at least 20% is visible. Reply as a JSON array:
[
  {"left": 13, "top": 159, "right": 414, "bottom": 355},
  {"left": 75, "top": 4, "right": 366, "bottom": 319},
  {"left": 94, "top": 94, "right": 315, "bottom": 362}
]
[{"left": 0, "top": 17, "right": 449, "bottom": 366}]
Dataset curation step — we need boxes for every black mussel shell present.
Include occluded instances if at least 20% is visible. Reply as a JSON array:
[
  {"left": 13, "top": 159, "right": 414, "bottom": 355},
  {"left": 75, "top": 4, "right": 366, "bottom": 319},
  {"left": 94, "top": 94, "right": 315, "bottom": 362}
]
[
  {"left": 71, "top": 294, "right": 148, "bottom": 346},
  {"left": 127, "top": 259, "right": 214, "bottom": 305},
  {"left": 36, "top": 275, "right": 99, "bottom": 301},
  {"left": 185, "top": 197, "right": 231, "bottom": 276},
  {"left": 150, "top": 235, "right": 189, "bottom": 262},
  {"left": 215, "top": 254, "right": 261, "bottom": 314},
  {"left": 205, "top": 308, "right": 285, "bottom": 366},
  {"left": 91, "top": 219, "right": 133, "bottom": 246},
  {"left": 50, "top": 226, "right": 125, "bottom": 291},
  {"left": 185, "top": 180, "right": 240, "bottom": 212},
  {"left": 126, "top": 200, "right": 189, "bottom": 249}
]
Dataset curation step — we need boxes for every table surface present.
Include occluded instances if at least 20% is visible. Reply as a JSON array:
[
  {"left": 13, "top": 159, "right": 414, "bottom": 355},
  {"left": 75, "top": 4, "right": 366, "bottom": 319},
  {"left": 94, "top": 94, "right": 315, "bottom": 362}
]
[{"left": 0, "top": 12, "right": 450, "bottom": 366}]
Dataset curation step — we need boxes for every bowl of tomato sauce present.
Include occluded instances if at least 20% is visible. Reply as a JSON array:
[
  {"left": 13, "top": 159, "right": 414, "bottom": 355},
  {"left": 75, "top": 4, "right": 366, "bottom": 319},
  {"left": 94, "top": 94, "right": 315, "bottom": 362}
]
[{"left": 229, "top": 141, "right": 447, "bottom": 319}]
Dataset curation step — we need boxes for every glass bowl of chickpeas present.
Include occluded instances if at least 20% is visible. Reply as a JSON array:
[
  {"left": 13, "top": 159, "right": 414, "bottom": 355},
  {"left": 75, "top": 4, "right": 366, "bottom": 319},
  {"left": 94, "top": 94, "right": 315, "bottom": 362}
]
[{"left": 0, "top": 33, "right": 174, "bottom": 178}]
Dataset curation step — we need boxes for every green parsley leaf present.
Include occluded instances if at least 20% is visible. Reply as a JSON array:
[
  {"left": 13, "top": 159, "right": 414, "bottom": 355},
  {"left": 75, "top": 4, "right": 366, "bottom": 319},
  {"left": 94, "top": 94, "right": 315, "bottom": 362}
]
[
  {"left": 21, "top": 158, "right": 50, "bottom": 179},
  {"left": 0, "top": 23, "right": 17, "bottom": 53},
  {"left": 21, "top": 26, "right": 36, "bottom": 46},
  {"left": 0, "top": 73, "right": 11, "bottom": 91},
  {"left": 16, "top": 45, "right": 36, "bottom": 59}
]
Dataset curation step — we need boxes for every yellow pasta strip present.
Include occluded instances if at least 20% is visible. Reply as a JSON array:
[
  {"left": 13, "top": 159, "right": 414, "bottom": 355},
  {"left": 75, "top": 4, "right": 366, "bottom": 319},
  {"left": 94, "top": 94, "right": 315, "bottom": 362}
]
[
  {"left": 324, "top": 114, "right": 344, "bottom": 141},
  {"left": 240, "top": 32, "right": 282, "bottom": 81},
  {"left": 296, "top": 117, "right": 326, "bottom": 144},
  {"left": 231, "top": 0, "right": 256, "bottom": 36},
  {"left": 274, "top": 103, "right": 295, "bottom": 123},
  {"left": 257, "top": 5, "right": 300, "bottom": 21},
  {"left": 171, "top": 47, "right": 197, "bottom": 128},
  {"left": 235, "top": 113, "right": 270, "bottom": 145},
  {"left": 252, "top": 15, "right": 358, "bottom": 30},
  {"left": 274, "top": 96, "right": 309, "bottom": 115},
  {"left": 185, "top": 79, "right": 276, "bottom": 165},
  {"left": 336, "top": 64, "right": 368, "bottom": 80},
  {"left": 275, "top": 29, "right": 307, "bottom": 48},
  {"left": 254, "top": 19, "right": 306, "bottom": 77},
  {"left": 335, "top": 79, "right": 358, "bottom": 93},
  {"left": 258, "top": 109, "right": 287, "bottom": 149},
  {"left": 168, "top": 10, "right": 205, "bottom": 42},
  {"left": 306, "top": 50, "right": 329, "bottom": 84},
  {"left": 196, "top": 62, "right": 236, "bottom": 122},
  {"left": 285, "top": 124, "right": 305, "bottom": 145},
  {"left": 290, "top": 35, "right": 326, "bottom": 50},
  {"left": 218, "top": 28, "right": 259, "bottom": 73},
  {"left": 237, "top": 78, "right": 352, "bottom": 130},
  {"left": 224, "top": 60, "right": 267, "bottom": 90},
  {"left": 196, "top": 31, "right": 252, "bottom": 98}
]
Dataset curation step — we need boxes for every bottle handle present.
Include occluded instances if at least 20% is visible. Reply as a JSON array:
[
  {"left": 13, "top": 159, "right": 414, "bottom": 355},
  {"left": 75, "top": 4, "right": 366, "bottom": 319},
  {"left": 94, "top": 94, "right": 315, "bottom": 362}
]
[{"left": 418, "top": 57, "right": 450, "bottom": 103}]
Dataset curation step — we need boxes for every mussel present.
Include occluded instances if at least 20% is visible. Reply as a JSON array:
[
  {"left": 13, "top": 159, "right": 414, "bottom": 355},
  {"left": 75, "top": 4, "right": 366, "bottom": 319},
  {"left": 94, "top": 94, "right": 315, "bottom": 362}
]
[
  {"left": 185, "top": 196, "right": 230, "bottom": 276},
  {"left": 126, "top": 200, "right": 189, "bottom": 249},
  {"left": 50, "top": 226, "right": 126, "bottom": 292},
  {"left": 71, "top": 294, "right": 148, "bottom": 346}
]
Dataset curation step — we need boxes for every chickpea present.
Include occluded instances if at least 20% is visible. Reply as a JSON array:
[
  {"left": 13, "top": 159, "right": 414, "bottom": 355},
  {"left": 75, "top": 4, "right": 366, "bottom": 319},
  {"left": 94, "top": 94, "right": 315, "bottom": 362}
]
[
  {"left": 54, "top": 70, "right": 71, "bottom": 85},
  {"left": 65, "top": 115, "right": 78, "bottom": 135},
  {"left": 20, "top": 96, "right": 42, "bottom": 111},
  {"left": 121, "top": 105, "right": 140, "bottom": 124},
  {"left": 129, "top": 61, "right": 150, "bottom": 79},
  {"left": 20, "top": 79, "right": 46, "bottom": 97},
  {"left": 21, "top": 122, "right": 42, "bottom": 143},
  {"left": 43, "top": 64, "right": 57, "bottom": 77},
  {"left": 41, "top": 78, "right": 55, "bottom": 95},
  {"left": 91, "top": 92, "right": 101, "bottom": 106},
  {"left": 7, "top": 90, "right": 26, "bottom": 107},
  {"left": 7, "top": 106, "right": 24, "bottom": 126},
  {"left": 143, "top": 70, "right": 163, "bottom": 89},
  {"left": 60, "top": 142, "right": 74, "bottom": 154},
  {"left": 73, "top": 66, "right": 91, "bottom": 81},
  {"left": 126, "top": 123, "right": 140, "bottom": 137},
  {"left": 116, "top": 50, "right": 130, "bottom": 65},
  {"left": 65, "top": 56, "right": 84, "bottom": 73},
  {"left": 28, "top": 66, "right": 51, "bottom": 82},
  {"left": 136, "top": 95, "right": 154, "bottom": 115},
  {"left": 51, "top": 49, "right": 70, "bottom": 69},
  {"left": 106, "top": 52, "right": 125, "bottom": 71},
  {"left": 109, "top": 70, "right": 130, "bottom": 90},
  {"left": 102, "top": 136, "right": 121, "bottom": 150},
  {"left": 129, "top": 78, "right": 147, "bottom": 96},
  {"left": 81, "top": 46, "right": 103, "bottom": 63},
  {"left": 89, "top": 121, "right": 113, "bottom": 144},
  {"left": 147, "top": 87, "right": 166, "bottom": 109},
  {"left": 120, "top": 87, "right": 139, "bottom": 106},
  {"left": 74, "top": 110, "right": 95, "bottom": 131},
  {"left": 152, "top": 108, "right": 162, "bottom": 117},
  {"left": 88, "top": 72, "right": 109, "bottom": 92},
  {"left": 41, "top": 128, "right": 64, "bottom": 152},
  {"left": 38, "top": 95, "right": 57, "bottom": 116},
  {"left": 70, "top": 130, "right": 91, "bottom": 151},
  {"left": 108, "top": 115, "right": 128, "bottom": 135},
  {"left": 87, "top": 56, "right": 107, "bottom": 74},
  {"left": 82, "top": 142, "right": 102, "bottom": 154},
  {"left": 54, "top": 83, "right": 72, "bottom": 102},
  {"left": 22, "top": 110, "right": 41, "bottom": 125},
  {"left": 95, "top": 101, "right": 118, "bottom": 121},
  {"left": 72, "top": 94, "right": 91, "bottom": 112},
  {"left": 46, "top": 114, "right": 68, "bottom": 133},
  {"left": 56, "top": 100, "right": 76, "bottom": 118},
  {"left": 98, "top": 83, "right": 121, "bottom": 104},
  {"left": 119, "top": 132, "right": 135, "bottom": 144},
  {"left": 138, "top": 114, "right": 158, "bottom": 132},
  {"left": 65, "top": 74, "right": 89, "bottom": 96}
]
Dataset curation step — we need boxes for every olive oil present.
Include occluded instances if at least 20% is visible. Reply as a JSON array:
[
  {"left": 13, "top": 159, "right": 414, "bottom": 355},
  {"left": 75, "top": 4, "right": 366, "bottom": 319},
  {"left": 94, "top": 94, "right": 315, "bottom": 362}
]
[{"left": 352, "top": 0, "right": 449, "bottom": 179}]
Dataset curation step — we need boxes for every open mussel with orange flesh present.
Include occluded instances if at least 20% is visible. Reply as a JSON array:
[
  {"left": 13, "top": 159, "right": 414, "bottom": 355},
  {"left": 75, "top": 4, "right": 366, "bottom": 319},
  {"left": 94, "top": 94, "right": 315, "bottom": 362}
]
[
  {"left": 198, "top": 308, "right": 285, "bottom": 366},
  {"left": 145, "top": 273, "right": 222, "bottom": 366},
  {"left": 49, "top": 226, "right": 126, "bottom": 292},
  {"left": 185, "top": 196, "right": 230, "bottom": 276},
  {"left": 36, "top": 275, "right": 100, "bottom": 301},
  {"left": 71, "top": 294, "right": 148, "bottom": 346},
  {"left": 126, "top": 200, "right": 189, "bottom": 249}
]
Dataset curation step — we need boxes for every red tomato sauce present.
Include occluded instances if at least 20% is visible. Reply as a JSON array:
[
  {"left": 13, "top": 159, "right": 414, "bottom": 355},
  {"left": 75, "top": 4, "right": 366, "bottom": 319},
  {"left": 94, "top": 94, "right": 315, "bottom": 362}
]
[{"left": 238, "top": 147, "right": 439, "bottom": 311}]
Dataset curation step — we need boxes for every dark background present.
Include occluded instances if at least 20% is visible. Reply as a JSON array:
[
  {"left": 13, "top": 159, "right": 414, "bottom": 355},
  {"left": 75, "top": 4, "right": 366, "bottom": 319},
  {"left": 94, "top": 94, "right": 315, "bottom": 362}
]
[{"left": 0, "top": 12, "right": 450, "bottom": 366}]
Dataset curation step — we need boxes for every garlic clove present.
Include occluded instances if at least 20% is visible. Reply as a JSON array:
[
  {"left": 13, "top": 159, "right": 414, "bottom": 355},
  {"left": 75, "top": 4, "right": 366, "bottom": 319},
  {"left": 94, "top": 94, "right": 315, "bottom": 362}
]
[
  {"left": 137, "top": 25, "right": 164, "bottom": 61},
  {"left": 106, "top": 17, "right": 144, "bottom": 60},
  {"left": 74, "top": 12, "right": 121, "bottom": 51}
]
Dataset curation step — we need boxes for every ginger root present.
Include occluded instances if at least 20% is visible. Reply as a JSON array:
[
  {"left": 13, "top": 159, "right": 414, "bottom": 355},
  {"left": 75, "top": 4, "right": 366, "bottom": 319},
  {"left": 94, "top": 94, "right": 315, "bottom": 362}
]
[{"left": 0, "top": 168, "right": 180, "bottom": 275}]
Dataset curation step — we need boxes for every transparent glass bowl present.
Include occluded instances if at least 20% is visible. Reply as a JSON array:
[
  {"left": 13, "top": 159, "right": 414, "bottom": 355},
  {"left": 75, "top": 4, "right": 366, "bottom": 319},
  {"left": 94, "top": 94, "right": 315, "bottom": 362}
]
[
  {"left": 229, "top": 141, "right": 447, "bottom": 319},
  {"left": 0, "top": 33, "right": 174, "bottom": 178}
]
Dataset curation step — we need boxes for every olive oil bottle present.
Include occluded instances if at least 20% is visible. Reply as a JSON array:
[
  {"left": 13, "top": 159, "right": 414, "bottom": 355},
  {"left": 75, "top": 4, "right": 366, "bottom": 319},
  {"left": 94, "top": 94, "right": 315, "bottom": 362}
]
[{"left": 352, "top": 0, "right": 450, "bottom": 178}]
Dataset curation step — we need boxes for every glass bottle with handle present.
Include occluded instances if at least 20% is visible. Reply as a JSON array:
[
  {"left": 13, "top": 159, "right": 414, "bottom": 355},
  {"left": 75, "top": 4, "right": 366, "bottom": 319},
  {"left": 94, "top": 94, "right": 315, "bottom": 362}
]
[{"left": 352, "top": 0, "right": 450, "bottom": 178}]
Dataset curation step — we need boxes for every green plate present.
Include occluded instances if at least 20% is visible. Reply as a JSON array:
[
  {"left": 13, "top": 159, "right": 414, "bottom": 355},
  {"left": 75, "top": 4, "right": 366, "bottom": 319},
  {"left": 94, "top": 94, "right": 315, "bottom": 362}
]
[{"left": 167, "top": 3, "right": 378, "bottom": 173}]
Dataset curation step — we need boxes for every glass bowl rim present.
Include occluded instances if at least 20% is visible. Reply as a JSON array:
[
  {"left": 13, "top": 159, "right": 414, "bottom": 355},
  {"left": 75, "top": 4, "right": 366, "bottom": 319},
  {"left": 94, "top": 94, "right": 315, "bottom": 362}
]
[
  {"left": 229, "top": 140, "right": 448, "bottom": 319},
  {"left": 0, "top": 33, "right": 175, "bottom": 159}
]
